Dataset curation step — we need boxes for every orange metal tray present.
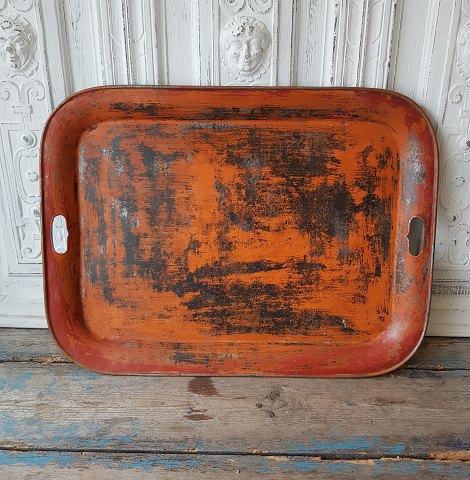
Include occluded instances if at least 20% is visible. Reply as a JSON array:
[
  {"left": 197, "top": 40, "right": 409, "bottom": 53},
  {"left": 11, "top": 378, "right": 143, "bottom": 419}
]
[{"left": 41, "top": 87, "right": 438, "bottom": 376}]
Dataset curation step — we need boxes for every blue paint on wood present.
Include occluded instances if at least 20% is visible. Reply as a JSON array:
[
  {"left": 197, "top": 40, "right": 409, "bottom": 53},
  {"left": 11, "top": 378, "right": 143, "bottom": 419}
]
[
  {"left": 1, "top": 451, "right": 470, "bottom": 477},
  {"left": 0, "top": 415, "right": 21, "bottom": 437},
  {"left": 0, "top": 413, "right": 439, "bottom": 456},
  {"left": 0, "top": 451, "right": 201, "bottom": 471},
  {"left": 251, "top": 457, "right": 319, "bottom": 473},
  {"left": 0, "top": 416, "right": 136, "bottom": 449},
  {"left": 371, "top": 460, "right": 467, "bottom": 477},
  {"left": 0, "top": 371, "right": 33, "bottom": 392},
  {"left": 287, "top": 436, "right": 406, "bottom": 455},
  {"left": 0, "top": 450, "right": 76, "bottom": 467}
]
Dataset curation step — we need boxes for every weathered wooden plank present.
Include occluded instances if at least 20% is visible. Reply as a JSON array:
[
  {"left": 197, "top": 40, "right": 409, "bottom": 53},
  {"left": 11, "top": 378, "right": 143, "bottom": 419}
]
[
  {"left": 0, "top": 329, "right": 68, "bottom": 364},
  {"left": 404, "top": 337, "right": 470, "bottom": 370},
  {"left": 1, "top": 329, "right": 469, "bottom": 370},
  {"left": 1, "top": 451, "right": 469, "bottom": 479},
  {"left": 0, "top": 362, "right": 468, "bottom": 457}
]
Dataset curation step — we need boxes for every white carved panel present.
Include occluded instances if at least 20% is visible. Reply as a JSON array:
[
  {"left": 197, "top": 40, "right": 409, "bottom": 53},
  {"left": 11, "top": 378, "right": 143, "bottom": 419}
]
[
  {"left": 164, "top": 0, "right": 196, "bottom": 85},
  {"left": 0, "top": 0, "right": 50, "bottom": 325},
  {"left": 0, "top": 2, "right": 48, "bottom": 279},
  {"left": 194, "top": 0, "right": 295, "bottom": 86},
  {"left": 127, "top": 0, "right": 160, "bottom": 84},
  {"left": 61, "top": 0, "right": 102, "bottom": 90},
  {"left": 0, "top": 126, "right": 42, "bottom": 266},
  {"left": 0, "top": 0, "right": 469, "bottom": 334},
  {"left": 434, "top": 1, "right": 470, "bottom": 275},
  {"left": 219, "top": 14, "right": 272, "bottom": 85}
]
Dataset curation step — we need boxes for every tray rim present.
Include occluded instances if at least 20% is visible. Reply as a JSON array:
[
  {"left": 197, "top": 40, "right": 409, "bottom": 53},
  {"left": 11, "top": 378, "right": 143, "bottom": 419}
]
[{"left": 41, "top": 85, "right": 439, "bottom": 377}]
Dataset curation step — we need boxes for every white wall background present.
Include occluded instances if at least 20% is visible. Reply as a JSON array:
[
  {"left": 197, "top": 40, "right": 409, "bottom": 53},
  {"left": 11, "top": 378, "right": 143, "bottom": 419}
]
[{"left": 0, "top": 0, "right": 469, "bottom": 335}]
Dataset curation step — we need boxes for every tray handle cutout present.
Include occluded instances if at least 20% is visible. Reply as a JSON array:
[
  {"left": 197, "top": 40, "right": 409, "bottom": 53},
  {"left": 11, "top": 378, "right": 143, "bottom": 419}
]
[
  {"left": 407, "top": 216, "right": 425, "bottom": 257},
  {"left": 52, "top": 215, "right": 69, "bottom": 254}
]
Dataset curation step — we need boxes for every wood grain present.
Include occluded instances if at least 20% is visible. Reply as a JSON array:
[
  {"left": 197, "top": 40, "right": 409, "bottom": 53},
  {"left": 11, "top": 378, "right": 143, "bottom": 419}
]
[
  {"left": 405, "top": 336, "right": 470, "bottom": 370},
  {"left": 0, "top": 329, "right": 469, "bottom": 478},
  {"left": 1, "top": 363, "right": 469, "bottom": 457},
  {"left": 0, "top": 329, "right": 68, "bottom": 364},
  {"left": 1, "top": 451, "right": 469, "bottom": 479}
]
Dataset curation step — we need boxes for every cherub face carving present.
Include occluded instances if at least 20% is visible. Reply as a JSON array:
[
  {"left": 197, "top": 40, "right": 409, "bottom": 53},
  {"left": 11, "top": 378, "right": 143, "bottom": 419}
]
[
  {"left": 220, "top": 16, "right": 271, "bottom": 83},
  {"left": 0, "top": 15, "right": 37, "bottom": 77}
]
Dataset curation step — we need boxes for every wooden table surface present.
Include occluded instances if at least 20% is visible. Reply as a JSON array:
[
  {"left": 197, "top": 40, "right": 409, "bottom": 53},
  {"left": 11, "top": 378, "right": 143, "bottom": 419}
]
[{"left": 0, "top": 329, "right": 469, "bottom": 479}]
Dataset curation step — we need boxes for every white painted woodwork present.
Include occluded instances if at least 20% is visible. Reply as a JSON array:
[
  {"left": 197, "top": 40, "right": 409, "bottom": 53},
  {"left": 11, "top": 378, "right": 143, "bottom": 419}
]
[{"left": 0, "top": 0, "right": 469, "bottom": 335}]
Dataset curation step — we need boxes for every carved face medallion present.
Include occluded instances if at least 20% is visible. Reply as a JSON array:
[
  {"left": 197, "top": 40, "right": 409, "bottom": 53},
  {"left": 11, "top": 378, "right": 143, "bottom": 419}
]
[
  {"left": 0, "top": 15, "right": 37, "bottom": 77},
  {"left": 221, "top": 16, "right": 271, "bottom": 83}
]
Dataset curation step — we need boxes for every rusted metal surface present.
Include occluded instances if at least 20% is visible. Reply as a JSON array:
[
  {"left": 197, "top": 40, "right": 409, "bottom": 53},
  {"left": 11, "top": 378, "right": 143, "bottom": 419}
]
[{"left": 41, "top": 87, "right": 438, "bottom": 376}]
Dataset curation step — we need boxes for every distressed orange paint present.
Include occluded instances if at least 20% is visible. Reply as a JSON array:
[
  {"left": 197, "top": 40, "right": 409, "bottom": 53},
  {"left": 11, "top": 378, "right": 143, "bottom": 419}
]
[{"left": 41, "top": 87, "right": 438, "bottom": 376}]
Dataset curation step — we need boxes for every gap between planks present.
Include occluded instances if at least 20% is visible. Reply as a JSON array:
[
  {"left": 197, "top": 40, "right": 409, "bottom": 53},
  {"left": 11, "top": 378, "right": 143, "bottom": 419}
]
[
  {"left": 1, "top": 446, "right": 469, "bottom": 463},
  {"left": 1, "top": 452, "right": 470, "bottom": 480}
]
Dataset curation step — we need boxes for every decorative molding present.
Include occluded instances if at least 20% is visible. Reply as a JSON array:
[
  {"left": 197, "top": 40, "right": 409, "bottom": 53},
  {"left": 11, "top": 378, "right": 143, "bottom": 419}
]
[
  {"left": 15, "top": 140, "right": 41, "bottom": 261},
  {"left": 415, "top": 0, "right": 440, "bottom": 107},
  {"left": 456, "top": 21, "right": 470, "bottom": 83},
  {"left": 292, "top": 0, "right": 337, "bottom": 86},
  {"left": 218, "top": 0, "right": 273, "bottom": 15},
  {"left": 0, "top": 126, "right": 42, "bottom": 265},
  {"left": 248, "top": 0, "right": 272, "bottom": 14},
  {"left": 386, "top": 0, "right": 403, "bottom": 90},
  {"left": 0, "top": 13, "right": 38, "bottom": 78},
  {"left": 334, "top": 0, "right": 398, "bottom": 88},
  {"left": 127, "top": 0, "right": 159, "bottom": 84},
  {"left": 336, "top": 0, "right": 365, "bottom": 86},
  {"left": 220, "top": 15, "right": 271, "bottom": 84},
  {"left": 360, "top": 0, "right": 398, "bottom": 88},
  {"left": 161, "top": 0, "right": 195, "bottom": 85},
  {"left": 191, "top": 0, "right": 202, "bottom": 85},
  {"left": 434, "top": 1, "right": 470, "bottom": 275},
  {"left": 0, "top": 78, "right": 45, "bottom": 119},
  {"left": 0, "top": 1, "right": 48, "bottom": 275},
  {"left": 96, "top": 0, "right": 130, "bottom": 84},
  {"left": 219, "top": 0, "right": 245, "bottom": 15},
  {"left": 0, "top": 0, "right": 34, "bottom": 12},
  {"left": 217, "top": 3, "right": 275, "bottom": 85},
  {"left": 154, "top": 0, "right": 168, "bottom": 84},
  {"left": 211, "top": 0, "right": 287, "bottom": 86},
  {"left": 268, "top": 0, "right": 278, "bottom": 85},
  {"left": 0, "top": 0, "right": 50, "bottom": 324},
  {"left": 433, "top": 280, "right": 470, "bottom": 296},
  {"left": 7, "top": 0, "right": 33, "bottom": 13}
]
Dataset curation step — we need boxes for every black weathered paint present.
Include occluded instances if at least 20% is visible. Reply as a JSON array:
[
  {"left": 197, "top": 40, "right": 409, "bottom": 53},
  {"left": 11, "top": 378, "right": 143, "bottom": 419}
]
[
  {"left": 81, "top": 121, "right": 398, "bottom": 335},
  {"left": 82, "top": 152, "right": 115, "bottom": 302}
]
